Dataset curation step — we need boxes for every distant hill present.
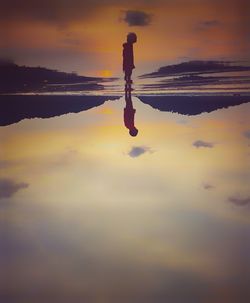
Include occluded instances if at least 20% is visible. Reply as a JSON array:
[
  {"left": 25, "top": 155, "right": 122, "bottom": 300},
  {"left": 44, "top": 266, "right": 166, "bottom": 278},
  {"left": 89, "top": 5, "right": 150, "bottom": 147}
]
[
  {"left": 138, "top": 60, "right": 250, "bottom": 92},
  {"left": 0, "top": 60, "right": 116, "bottom": 93},
  {"left": 140, "top": 60, "right": 250, "bottom": 78}
]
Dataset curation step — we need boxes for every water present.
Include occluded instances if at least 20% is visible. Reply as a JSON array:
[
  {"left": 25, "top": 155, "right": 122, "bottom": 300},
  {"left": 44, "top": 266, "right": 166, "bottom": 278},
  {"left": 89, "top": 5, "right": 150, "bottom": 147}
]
[{"left": 1, "top": 93, "right": 250, "bottom": 302}]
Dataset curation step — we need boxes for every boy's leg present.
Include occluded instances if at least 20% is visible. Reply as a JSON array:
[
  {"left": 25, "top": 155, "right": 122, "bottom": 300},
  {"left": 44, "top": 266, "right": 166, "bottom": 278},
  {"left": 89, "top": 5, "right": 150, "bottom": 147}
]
[
  {"left": 124, "top": 71, "right": 128, "bottom": 82},
  {"left": 127, "top": 70, "right": 132, "bottom": 83},
  {"left": 124, "top": 69, "right": 132, "bottom": 83},
  {"left": 128, "top": 70, "right": 132, "bottom": 83}
]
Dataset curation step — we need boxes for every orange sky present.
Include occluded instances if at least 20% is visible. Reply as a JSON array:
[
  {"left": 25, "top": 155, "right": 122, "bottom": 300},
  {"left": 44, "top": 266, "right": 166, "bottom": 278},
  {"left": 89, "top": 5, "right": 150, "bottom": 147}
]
[{"left": 1, "top": 0, "right": 249, "bottom": 77}]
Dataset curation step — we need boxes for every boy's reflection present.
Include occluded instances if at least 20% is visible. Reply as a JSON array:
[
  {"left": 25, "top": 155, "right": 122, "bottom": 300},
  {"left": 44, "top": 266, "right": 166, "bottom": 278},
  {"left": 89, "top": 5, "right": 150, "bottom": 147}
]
[{"left": 124, "top": 84, "right": 138, "bottom": 136}]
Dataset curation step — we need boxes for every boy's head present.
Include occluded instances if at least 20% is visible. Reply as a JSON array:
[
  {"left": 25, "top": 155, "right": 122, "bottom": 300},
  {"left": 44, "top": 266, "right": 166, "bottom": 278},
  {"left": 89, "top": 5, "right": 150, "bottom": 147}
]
[
  {"left": 129, "top": 127, "right": 138, "bottom": 137},
  {"left": 127, "top": 32, "right": 137, "bottom": 44}
]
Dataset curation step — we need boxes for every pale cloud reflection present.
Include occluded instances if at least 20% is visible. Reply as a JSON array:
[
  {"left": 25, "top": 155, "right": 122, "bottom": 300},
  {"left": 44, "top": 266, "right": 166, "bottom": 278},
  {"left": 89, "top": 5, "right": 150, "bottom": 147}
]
[
  {"left": 0, "top": 178, "right": 29, "bottom": 199},
  {"left": 128, "top": 146, "right": 151, "bottom": 157},
  {"left": 193, "top": 140, "right": 214, "bottom": 148},
  {"left": 228, "top": 195, "right": 250, "bottom": 206},
  {"left": 203, "top": 183, "right": 215, "bottom": 190},
  {"left": 243, "top": 129, "right": 250, "bottom": 139}
]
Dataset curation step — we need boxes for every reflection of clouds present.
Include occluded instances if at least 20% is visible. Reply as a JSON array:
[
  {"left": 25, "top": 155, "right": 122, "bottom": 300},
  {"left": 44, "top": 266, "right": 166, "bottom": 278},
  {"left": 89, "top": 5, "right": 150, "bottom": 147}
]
[
  {"left": 228, "top": 195, "right": 250, "bottom": 207},
  {"left": 1, "top": 96, "right": 250, "bottom": 303},
  {"left": 243, "top": 130, "right": 250, "bottom": 139},
  {"left": 203, "top": 183, "right": 215, "bottom": 190},
  {"left": 128, "top": 146, "right": 151, "bottom": 158},
  {"left": 193, "top": 140, "right": 214, "bottom": 148},
  {"left": 0, "top": 178, "right": 29, "bottom": 199},
  {"left": 0, "top": 95, "right": 119, "bottom": 126},
  {"left": 137, "top": 95, "right": 249, "bottom": 116}
]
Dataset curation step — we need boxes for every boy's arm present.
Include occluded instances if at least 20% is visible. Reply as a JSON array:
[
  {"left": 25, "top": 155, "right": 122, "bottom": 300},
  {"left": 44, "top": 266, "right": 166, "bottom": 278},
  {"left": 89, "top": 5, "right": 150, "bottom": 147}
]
[{"left": 131, "top": 45, "right": 135, "bottom": 68}]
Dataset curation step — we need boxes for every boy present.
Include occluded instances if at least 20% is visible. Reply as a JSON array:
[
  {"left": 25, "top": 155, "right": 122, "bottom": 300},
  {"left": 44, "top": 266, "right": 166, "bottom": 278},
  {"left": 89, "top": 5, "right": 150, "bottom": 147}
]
[{"left": 123, "top": 33, "right": 137, "bottom": 83}]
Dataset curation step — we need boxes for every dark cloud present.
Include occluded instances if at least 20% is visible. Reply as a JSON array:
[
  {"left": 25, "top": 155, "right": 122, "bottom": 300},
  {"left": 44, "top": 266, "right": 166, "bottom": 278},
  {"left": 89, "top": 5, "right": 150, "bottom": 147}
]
[
  {"left": 0, "top": 58, "right": 15, "bottom": 66},
  {"left": 196, "top": 20, "right": 220, "bottom": 30},
  {"left": 139, "top": 60, "right": 250, "bottom": 91},
  {"left": 193, "top": 140, "right": 214, "bottom": 148},
  {"left": 203, "top": 183, "right": 215, "bottom": 190},
  {"left": 123, "top": 10, "right": 152, "bottom": 26},
  {"left": 0, "top": 178, "right": 29, "bottom": 199},
  {"left": 243, "top": 130, "right": 250, "bottom": 139},
  {"left": 141, "top": 73, "right": 250, "bottom": 90},
  {"left": 140, "top": 60, "right": 250, "bottom": 78},
  {"left": 228, "top": 195, "right": 250, "bottom": 206},
  {"left": 0, "top": 1, "right": 152, "bottom": 25},
  {"left": 0, "top": 0, "right": 103, "bottom": 23},
  {"left": 0, "top": 61, "right": 116, "bottom": 94},
  {"left": 128, "top": 146, "right": 151, "bottom": 157}
]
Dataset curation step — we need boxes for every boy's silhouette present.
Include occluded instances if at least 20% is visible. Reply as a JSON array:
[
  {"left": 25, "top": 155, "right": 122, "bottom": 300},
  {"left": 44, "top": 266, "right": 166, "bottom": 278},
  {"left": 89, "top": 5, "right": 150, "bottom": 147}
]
[{"left": 123, "top": 33, "right": 137, "bottom": 83}]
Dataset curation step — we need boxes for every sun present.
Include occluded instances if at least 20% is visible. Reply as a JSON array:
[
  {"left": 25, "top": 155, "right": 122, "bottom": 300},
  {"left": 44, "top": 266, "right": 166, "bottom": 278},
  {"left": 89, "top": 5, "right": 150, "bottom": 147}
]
[{"left": 100, "top": 70, "right": 112, "bottom": 78}]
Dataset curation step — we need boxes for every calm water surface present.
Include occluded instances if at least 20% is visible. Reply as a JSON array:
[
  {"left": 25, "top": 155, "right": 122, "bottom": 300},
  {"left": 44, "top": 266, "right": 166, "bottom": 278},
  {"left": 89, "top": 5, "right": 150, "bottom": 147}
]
[{"left": 1, "top": 94, "right": 250, "bottom": 302}]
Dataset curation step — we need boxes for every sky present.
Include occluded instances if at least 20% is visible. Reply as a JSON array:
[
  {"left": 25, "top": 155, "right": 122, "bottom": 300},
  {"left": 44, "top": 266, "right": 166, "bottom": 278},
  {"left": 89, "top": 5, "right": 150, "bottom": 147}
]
[
  {"left": 1, "top": 0, "right": 250, "bottom": 77},
  {"left": 1, "top": 96, "right": 250, "bottom": 302}
]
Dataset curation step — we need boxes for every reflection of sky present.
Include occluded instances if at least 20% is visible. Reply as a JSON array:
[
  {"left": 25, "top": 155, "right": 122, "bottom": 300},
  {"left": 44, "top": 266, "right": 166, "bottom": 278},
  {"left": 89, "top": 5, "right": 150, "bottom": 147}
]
[{"left": 1, "top": 97, "right": 250, "bottom": 302}]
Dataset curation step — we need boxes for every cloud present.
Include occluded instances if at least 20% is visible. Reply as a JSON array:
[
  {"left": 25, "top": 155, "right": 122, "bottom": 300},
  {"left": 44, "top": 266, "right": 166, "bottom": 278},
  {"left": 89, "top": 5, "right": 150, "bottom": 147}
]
[
  {"left": 140, "top": 60, "right": 250, "bottom": 78},
  {"left": 228, "top": 195, "right": 250, "bottom": 206},
  {"left": 123, "top": 10, "right": 152, "bottom": 26},
  {"left": 0, "top": 0, "right": 105, "bottom": 24},
  {"left": 203, "top": 183, "right": 215, "bottom": 190},
  {"left": 141, "top": 73, "right": 250, "bottom": 91},
  {"left": 193, "top": 140, "right": 214, "bottom": 148},
  {"left": 243, "top": 130, "right": 250, "bottom": 139},
  {"left": 128, "top": 146, "right": 151, "bottom": 158},
  {"left": 0, "top": 61, "right": 117, "bottom": 94},
  {"left": 196, "top": 20, "right": 220, "bottom": 30},
  {"left": 0, "top": 178, "right": 29, "bottom": 199},
  {"left": 139, "top": 60, "right": 250, "bottom": 91},
  {"left": 0, "top": 1, "right": 152, "bottom": 25}
]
